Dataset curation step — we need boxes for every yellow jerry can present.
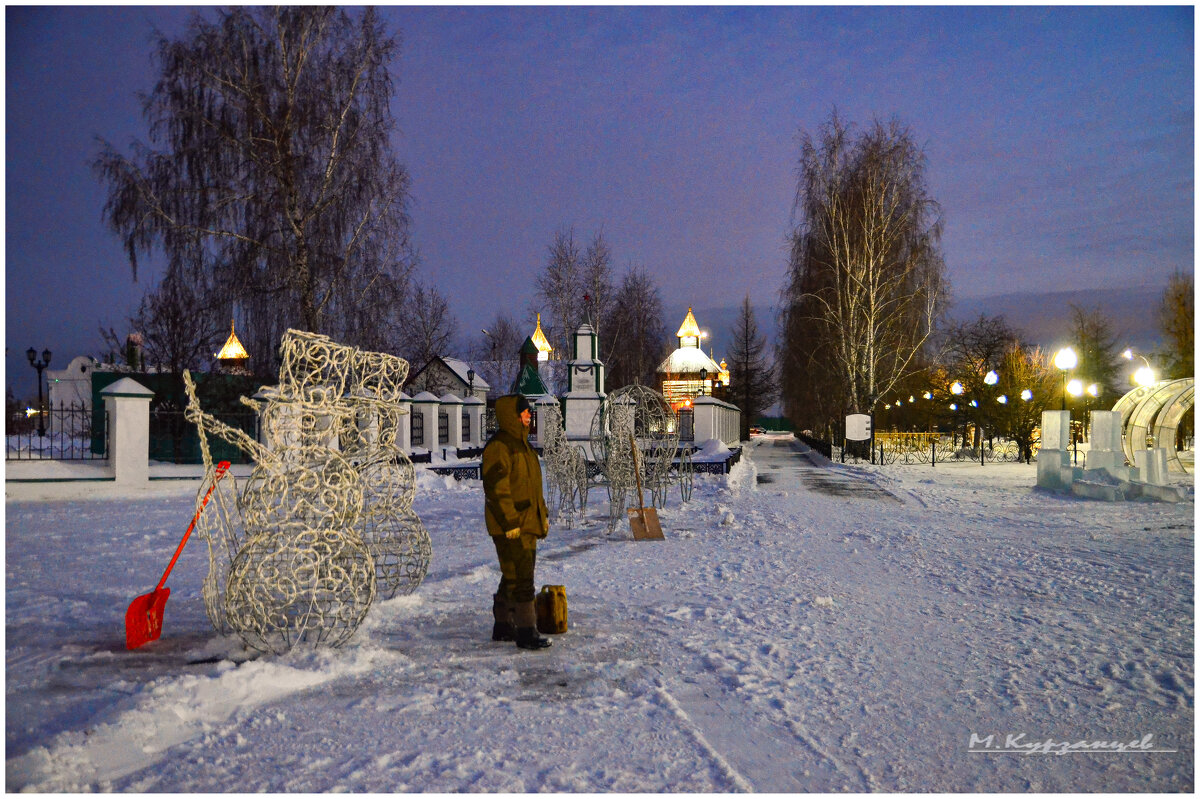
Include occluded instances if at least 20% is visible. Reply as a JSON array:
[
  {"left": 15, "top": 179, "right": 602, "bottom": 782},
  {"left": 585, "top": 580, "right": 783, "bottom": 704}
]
[{"left": 535, "top": 585, "right": 568, "bottom": 634}]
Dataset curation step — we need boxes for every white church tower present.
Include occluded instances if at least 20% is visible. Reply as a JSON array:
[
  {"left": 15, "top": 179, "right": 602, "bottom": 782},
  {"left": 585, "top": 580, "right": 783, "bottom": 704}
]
[{"left": 562, "top": 321, "right": 605, "bottom": 443}]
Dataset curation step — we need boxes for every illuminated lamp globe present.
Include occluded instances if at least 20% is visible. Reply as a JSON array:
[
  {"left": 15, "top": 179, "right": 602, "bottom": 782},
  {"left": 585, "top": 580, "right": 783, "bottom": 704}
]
[
  {"left": 1122, "top": 348, "right": 1134, "bottom": 361},
  {"left": 1020, "top": 389, "right": 1033, "bottom": 401},
  {"left": 984, "top": 370, "right": 998, "bottom": 386},
  {"left": 1134, "top": 366, "right": 1156, "bottom": 387},
  {"left": 1067, "top": 379, "right": 1084, "bottom": 397},
  {"left": 997, "top": 395, "right": 1008, "bottom": 404},
  {"left": 950, "top": 381, "right": 964, "bottom": 395},
  {"left": 923, "top": 391, "right": 932, "bottom": 400},
  {"left": 1053, "top": 347, "right": 1077, "bottom": 371},
  {"left": 1086, "top": 383, "right": 1099, "bottom": 398},
  {"left": 949, "top": 403, "right": 957, "bottom": 411}
]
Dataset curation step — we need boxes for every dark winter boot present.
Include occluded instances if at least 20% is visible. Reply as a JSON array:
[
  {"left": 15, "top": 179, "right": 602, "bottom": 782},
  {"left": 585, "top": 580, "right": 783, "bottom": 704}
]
[
  {"left": 492, "top": 593, "right": 515, "bottom": 642},
  {"left": 514, "top": 601, "right": 551, "bottom": 650}
]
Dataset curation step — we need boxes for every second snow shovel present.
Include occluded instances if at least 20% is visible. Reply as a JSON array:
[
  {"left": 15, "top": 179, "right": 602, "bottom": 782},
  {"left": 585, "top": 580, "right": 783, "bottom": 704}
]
[
  {"left": 125, "top": 460, "right": 231, "bottom": 650},
  {"left": 627, "top": 434, "right": 664, "bottom": 540}
]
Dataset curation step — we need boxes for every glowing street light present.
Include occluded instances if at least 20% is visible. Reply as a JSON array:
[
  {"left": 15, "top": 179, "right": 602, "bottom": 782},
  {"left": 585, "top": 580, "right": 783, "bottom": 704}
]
[
  {"left": 1020, "top": 389, "right": 1033, "bottom": 401},
  {"left": 1067, "top": 379, "right": 1084, "bottom": 397},
  {"left": 1134, "top": 365, "right": 1157, "bottom": 386},
  {"left": 950, "top": 381, "right": 964, "bottom": 395},
  {"left": 1054, "top": 347, "right": 1077, "bottom": 411},
  {"left": 997, "top": 395, "right": 1008, "bottom": 404},
  {"left": 1123, "top": 348, "right": 1157, "bottom": 387},
  {"left": 984, "top": 370, "right": 998, "bottom": 386}
]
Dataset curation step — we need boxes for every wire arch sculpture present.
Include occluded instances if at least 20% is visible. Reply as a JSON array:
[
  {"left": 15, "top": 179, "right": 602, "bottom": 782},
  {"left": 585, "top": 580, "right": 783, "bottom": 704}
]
[
  {"left": 1118, "top": 378, "right": 1195, "bottom": 474},
  {"left": 589, "top": 384, "right": 681, "bottom": 533},
  {"left": 182, "top": 330, "right": 431, "bottom": 654}
]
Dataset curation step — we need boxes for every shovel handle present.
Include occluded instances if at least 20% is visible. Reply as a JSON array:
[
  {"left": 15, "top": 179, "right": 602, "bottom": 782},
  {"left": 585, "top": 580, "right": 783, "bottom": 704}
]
[
  {"left": 629, "top": 434, "right": 647, "bottom": 524},
  {"left": 155, "top": 461, "right": 230, "bottom": 590}
]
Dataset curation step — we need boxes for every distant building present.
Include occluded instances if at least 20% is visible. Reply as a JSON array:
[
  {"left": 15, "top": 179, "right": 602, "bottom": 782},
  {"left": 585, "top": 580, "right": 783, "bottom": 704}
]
[
  {"left": 657, "top": 307, "right": 725, "bottom": 410},
  {"left": 406, "top": 356, "right": 491, "bottom": 402},
  {"left": 215, "top": 320, "right": 251, "bottom": 375}
]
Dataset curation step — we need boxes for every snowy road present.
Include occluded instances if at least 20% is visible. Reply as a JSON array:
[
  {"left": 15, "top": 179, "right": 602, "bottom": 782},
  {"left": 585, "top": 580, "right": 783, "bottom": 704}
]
[{"left": 5, "top": 436, "right": 1194, "bottom": 791}]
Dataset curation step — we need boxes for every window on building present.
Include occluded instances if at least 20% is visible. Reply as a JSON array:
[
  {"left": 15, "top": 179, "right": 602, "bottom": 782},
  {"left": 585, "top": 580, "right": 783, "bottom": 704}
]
[{"left": 411, "top": 411, "right": 424, "bottom": 446}]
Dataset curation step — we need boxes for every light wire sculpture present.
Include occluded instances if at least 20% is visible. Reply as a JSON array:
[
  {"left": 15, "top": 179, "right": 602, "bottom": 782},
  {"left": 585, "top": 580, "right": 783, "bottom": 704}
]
[
  {"left": 589, "top": 384, "right": 683, "bottom": 534},
  {"left": 538, "top": 402, "right": 589, "bottom": 526},
  {"left": 183, "top": 330, "right": 430, "bottom": 653}
]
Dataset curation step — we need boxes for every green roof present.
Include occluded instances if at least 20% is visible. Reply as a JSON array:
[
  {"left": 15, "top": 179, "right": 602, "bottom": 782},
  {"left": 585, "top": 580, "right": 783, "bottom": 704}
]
[{"left": 512, "top": 363, "right": 549, "bottom": 396}]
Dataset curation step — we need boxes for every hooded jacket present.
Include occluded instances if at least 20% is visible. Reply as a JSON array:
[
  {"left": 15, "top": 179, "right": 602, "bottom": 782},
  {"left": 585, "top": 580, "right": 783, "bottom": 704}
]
[{"left": 482, "top": 395, "right": 549, "bottom": 539}]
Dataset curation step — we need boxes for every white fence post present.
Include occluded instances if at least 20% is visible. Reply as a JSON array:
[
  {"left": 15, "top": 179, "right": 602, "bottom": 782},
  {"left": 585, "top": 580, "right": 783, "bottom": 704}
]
[
  {"left": 440, "top": 393, "right": 464, "bottom": 451},
  {"left": 101, "top": 377, "right": 154, "bottom": 487},
  {"left": 463, "top": 397, "right": 485, "bottom": 447}
]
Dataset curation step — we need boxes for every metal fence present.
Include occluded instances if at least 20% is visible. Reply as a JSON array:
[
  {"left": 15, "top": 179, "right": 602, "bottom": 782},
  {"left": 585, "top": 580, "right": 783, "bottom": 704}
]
[
  {"left": 839, "top": 432, "right": 1032, "bottom": 465},
  {"left": 147, "top": 409, "right": 258, "bottom": 464},
  {"left": 6, "top": 403, "right": 108, "bottom": 460}
]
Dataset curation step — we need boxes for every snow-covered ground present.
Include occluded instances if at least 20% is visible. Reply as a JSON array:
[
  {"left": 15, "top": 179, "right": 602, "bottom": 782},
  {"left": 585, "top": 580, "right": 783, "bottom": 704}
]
[{"left": 5, "top": 434, "right": 1194, "bottom": 791}]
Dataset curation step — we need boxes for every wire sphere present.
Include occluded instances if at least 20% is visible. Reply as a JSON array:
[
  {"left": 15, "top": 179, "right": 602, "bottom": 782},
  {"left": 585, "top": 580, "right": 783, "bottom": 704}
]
[
  {"left": 224, "top": 525, "right": 377, "bottom": 654},
  {"left": 589, "top": 384, "right": 680, "bottom": 529},
  {"left": 184, "top": 330, "right": 431, "bottom": 653}
]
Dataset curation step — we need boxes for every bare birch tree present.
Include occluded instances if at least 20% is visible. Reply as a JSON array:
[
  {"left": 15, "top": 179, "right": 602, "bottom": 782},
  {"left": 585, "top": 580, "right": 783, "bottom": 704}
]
[
  {"left": 581, "top": 231, "right": 616, "bottom": 341},
  {"left": 472, "top": 312, "right": 524, "bottom": 394},
  {"left": 781, "top": 111, "right": 947, "bottom": 423},
  {"left": 1158, "top": 271, "right": 1194, "bottom": 380},
  {"left": 535, "top": 228, "right": 582, "bottom": 355},
  {"left": 398, "top": 280, "right": 458, "bottom": 372},
  {"left": 93, "top": 7, "right": 416, "bottom": 372},
  {"left": 605, "top": 265, "right": 668, "bottom": 389}
]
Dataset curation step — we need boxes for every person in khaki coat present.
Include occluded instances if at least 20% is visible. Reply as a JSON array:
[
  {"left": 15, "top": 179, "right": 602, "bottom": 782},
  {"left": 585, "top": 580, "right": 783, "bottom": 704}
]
[{"left": 482, "top": 394, "right": 551, "bottom": 650}]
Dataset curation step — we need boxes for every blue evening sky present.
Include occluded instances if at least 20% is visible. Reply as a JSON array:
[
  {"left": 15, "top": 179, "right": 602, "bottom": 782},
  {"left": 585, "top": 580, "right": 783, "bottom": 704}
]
[{"left": 4, "top": 5, "right": 1193, "bottom": 397}]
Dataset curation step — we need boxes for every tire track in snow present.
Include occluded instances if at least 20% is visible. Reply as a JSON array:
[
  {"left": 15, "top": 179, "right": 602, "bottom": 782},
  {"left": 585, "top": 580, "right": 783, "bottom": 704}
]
[{"left": 651, "top": 681, "right": 755, "bottom": 792}]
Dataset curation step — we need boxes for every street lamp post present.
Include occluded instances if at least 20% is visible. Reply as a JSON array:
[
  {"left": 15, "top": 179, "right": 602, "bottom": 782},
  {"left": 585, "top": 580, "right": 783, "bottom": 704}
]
[
  {"left": 1053, "top": 347, "right": 1077, "bottom": 411},
  {"left": 981, "top": 369, "right": 999, "bottom": 462},
  {"left": 950, "top": 381, "right": 964, "bottom": 449},
  {"left": 1019, "top": 388, "right": 1033, "bottom": 463},
  {"left": 1067, "top": 379, "right": 1084, "bottom": 464},
  {"left": 26, "top": 347, "right": 52, "bottom": 437},
  {"left": 1123, "top": 349, "right": 1157, "bottom": 387}
]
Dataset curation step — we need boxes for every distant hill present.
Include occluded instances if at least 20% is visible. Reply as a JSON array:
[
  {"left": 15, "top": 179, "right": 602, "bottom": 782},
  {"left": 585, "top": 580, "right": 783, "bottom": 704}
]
[
  {"left": 949, "top": 287, "right": 1166, "bottom": 353},
  {"left": 687, "top": 286, "right": 1167, "bottom": 365}
]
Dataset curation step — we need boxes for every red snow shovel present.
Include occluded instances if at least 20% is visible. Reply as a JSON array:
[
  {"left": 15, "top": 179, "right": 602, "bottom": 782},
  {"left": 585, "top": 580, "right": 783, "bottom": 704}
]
[{"left": 125, "top": 461, "right": 231, "bottom": 650}]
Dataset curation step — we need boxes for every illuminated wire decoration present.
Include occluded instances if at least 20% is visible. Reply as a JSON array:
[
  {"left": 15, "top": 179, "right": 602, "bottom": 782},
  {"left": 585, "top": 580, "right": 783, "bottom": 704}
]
[
  {"left": 183, "top": 329, "right": 430, "bottom": 653},
  {"left": 538, "top": 401, "right": 589, "bottom": 526},
  {"left": 589, "top": 384, "right": 682, "bottom": 533}
]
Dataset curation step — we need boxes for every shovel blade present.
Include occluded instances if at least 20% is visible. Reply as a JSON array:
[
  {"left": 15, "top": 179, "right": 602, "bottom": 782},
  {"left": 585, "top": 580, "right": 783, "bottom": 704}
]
[
  {"left": 125, "top": 587, "right": 170, "bottom": 650},
  {"left": 627, "top": 507, "right": 664, "bottom": 540}
]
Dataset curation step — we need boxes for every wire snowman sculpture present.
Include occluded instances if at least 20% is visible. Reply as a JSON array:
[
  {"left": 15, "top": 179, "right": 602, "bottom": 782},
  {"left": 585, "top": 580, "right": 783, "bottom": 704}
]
[
  {"left": 589, "top": 384, "right": 686, "bottom": 534},
  {"left": 537, "top": 402, "right": 589, "bottom": 526},
  {"left": 183, "top": 329, "right": 431, "bottom": 654}
]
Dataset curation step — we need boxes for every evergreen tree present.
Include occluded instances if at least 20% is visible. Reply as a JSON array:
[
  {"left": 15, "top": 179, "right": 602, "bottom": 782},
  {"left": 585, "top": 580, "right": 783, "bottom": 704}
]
[{"left": 729, "top": 295, "right": 777, "bottom": 441}]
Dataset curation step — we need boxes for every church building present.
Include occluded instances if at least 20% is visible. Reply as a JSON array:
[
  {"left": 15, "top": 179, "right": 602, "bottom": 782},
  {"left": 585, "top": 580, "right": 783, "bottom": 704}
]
[{"left": 657, "top": 307, "right": 726, "bottom": 410}]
